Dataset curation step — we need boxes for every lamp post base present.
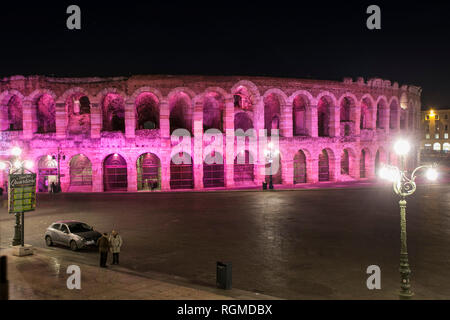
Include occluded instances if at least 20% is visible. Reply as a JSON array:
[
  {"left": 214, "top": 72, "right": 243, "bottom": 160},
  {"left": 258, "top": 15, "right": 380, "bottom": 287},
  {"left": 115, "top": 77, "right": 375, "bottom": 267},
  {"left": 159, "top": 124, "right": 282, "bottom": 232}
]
[
  {"left": 11, "top": 213, "right": 21, "bottom": 246},
  {"left": 11, "top": 244, "right": 34, "bottom": 257},
  {"left": 399, "top": 290, "right": 414, "bottom": 300}
]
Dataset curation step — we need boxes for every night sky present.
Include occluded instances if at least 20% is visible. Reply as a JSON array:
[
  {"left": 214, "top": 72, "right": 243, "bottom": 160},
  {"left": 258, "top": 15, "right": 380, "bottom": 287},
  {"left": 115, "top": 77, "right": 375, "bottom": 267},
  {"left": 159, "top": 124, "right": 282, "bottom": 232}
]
[{"left": 0, "top": 1, "right": 449, "bottom": 109}]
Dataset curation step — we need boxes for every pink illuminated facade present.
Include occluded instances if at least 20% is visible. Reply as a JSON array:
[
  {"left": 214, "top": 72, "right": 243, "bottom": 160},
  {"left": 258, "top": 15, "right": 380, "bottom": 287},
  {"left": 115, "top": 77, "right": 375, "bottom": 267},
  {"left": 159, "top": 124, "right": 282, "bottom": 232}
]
[{"left": 0, "top": 75, "right": 422, "bottom": 192}]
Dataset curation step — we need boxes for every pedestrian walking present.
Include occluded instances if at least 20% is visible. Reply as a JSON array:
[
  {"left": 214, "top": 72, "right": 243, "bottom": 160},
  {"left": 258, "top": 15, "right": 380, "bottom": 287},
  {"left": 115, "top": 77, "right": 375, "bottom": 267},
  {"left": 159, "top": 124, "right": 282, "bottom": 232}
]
[
  {"left": 109, "top": 230, "right": 123, "bottom": 265},
  {"left": 96, "top": 233, "right": 110, "bottom": 268}
]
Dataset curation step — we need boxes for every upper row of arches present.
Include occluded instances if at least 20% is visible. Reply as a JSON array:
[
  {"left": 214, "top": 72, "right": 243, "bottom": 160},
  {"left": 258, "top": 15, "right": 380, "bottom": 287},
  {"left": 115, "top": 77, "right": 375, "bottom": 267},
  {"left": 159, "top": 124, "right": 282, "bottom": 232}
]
[{"left": 0, "top": 81, "right": 419, "bottom": 136}]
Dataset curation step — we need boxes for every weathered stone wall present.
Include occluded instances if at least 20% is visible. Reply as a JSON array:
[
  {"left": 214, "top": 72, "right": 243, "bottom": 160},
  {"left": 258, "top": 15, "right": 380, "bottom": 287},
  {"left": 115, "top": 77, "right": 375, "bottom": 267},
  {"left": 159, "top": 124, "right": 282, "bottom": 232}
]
[{"left": 0, "top": 75, "right": 422, "bottom": 192}]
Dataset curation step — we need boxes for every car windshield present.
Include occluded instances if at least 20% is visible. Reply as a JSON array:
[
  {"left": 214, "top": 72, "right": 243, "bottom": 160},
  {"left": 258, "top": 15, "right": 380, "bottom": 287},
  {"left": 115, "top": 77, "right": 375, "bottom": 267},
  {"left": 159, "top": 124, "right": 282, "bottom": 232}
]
[{"left": 68, "top": 223, "right": 92, "bottom": 233}]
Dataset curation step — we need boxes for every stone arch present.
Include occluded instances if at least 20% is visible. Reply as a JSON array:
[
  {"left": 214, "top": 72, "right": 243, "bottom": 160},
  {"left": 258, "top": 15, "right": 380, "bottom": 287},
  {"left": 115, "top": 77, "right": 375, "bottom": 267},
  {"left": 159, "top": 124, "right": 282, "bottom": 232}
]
[
  {"left": 318, "top": 148, "right": 336, "bottom": 181},
  {"left": 36, "top": 154, "right": 58, "bottom": 192},
  {"left": 376, "top": 96, "right": 388, "bottom": 129},
  {"left": 340, "top": 147, "right": 357, "bottom": 178},
  {"left": 168, "top": 90, "right": 194, "bottom": 135},
  {"left": 135, "top": 92, "right": 160, "bottom": 130},
  {"left": 389, "top": 96, "right": 400, "bottom": 130},
  {"left": 130, "top": 87, "right": 163, "bottom": 103},
  {"left": 290, "top": 91, "right": 313, "bottom": 136},
  {"left": 170, "top": 151, "right": 194, "bottom": 189},
  {"left": 359, "top": 147, "right": 372, "bottom": 178},
  {"left": 0, "top": 90, "right": 25, "bottom": 131},
  {"left": 28, "top": 90, "right": 57, "bottom": 134},
  {"left": 203, "top": 151, "right": 225, "bottom": 188},
  {"left": 100, "top": 91, "right": 126, "bottom": 132},
  {"left": 338, "top": 93, "right": 357, "bottom": 122},
  {"left": 202, "top": 90, "right": 225, "bottom": 132},
  {"left": 103, "top": 153, "right": 128, "bottom": 191},
  {"left": 69, "top": 154, "right": 93, "bottom": 189},
  {"left": 263, "top": 89, "right": 287, "bottom": 136},
  {"left": 137, "top": 153, "right": 161, "bottom": 190},
  {"left": 316, "top": 93, "right": 336, "bottom": 137},
  {"left": 293, "top": 149, "right": 310, "bottom": 183},
  {"left": 360, "top": 94, "right": 375, "bottom": 129},
  {"left": 63, "top": 88, "right": 91, "bottom": 134},
  {"left": 231, "top": 80, "right": 261, "bottom": 106}
]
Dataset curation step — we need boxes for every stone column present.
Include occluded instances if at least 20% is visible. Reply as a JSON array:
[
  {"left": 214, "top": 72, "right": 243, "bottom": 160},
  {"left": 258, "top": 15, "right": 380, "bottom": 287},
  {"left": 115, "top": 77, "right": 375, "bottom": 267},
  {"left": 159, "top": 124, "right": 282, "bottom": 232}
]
[
  {"left": 306, "top": 105, "right": 318, "bottom": 137},
  {"left": 224, "top": 96, "right": 235, "bottom": 188},
  {"left": 92, "top": 155, "right": 103, "bottom": 192},
  {"left": 90, "top": 103, "right": 101, "bottom": 139},
  {"left": 280, "top": 104, "right": 293, "bottom": 138},
  {"left": 125, "top": 101, "right": 136, "bottom": 139},
  {"left": 55, "top": 102, "right": 67, "bottom": 140},
  {"left": 352, "top": 106, "right": 361, "bottom": 136},
  {"left": 382, "top": 107, "right": 390, "bottom": 135},
  {"left": 59, "top": 156, "right": 70, "bottom": 192},
  {"left": 22, "top": 99, "right": 34, "bottom": 140},
  {"left": 160, "top": 99, "right": 170, "bottom": 139},
  {"left": 127, "top": 155, "right": 138, "bottom": 192},
  {"left": 307, "top": 157, "right": 318, "bottom": 183},
  {"left": 254, "top": 99, "right": 265, "bottom": 185},
  {"left": 193, "top": 102, "right": 203, "bottom": 190},
  {"left": 160, "top": 139, "right": 171, "bottom": 191},
  {"left": 330, "top": 106, "right": 340, "bottom": 137},
  {"left": 330, "top": 155, "right": 340, "bottom": 181},
  {"left": 281, "top": 155, "right": 294, "bottom": 185}
]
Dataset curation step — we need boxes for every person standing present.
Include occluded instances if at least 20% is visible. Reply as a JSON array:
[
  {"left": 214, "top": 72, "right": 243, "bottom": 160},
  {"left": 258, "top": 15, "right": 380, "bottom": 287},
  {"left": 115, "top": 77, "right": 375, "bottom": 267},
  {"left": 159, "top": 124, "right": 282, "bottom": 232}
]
[
  {"left": 109, "top": 230, "right": 123, "bottom": 265},
  {"left": 96, "top": 233, "right": 110, "bottom": 268}
]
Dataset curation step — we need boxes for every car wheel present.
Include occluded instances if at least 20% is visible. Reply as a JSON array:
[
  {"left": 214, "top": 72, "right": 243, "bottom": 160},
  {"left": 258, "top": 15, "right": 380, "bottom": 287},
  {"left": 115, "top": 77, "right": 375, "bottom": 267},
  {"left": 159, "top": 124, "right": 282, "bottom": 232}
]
[
  {"left": 70, "top": 240, "right": 78, "bottom": 251},
  {"left": 45, "top": 236, "right": 53, "bottom": 246}
]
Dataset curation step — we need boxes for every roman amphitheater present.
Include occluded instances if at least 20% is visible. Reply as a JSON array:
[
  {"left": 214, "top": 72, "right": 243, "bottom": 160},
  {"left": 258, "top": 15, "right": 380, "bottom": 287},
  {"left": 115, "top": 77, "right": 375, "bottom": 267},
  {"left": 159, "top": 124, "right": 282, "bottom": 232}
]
[{"left": 0, "top": 75, "right": 421, "bottom": 192}]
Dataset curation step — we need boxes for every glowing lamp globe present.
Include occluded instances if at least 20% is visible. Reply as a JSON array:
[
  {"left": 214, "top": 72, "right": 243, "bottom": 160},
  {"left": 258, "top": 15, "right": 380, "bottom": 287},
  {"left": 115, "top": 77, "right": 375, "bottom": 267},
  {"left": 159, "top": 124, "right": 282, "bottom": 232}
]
[
  {"left": 24, "top": 160, "right": 34, "bottom": 170},
  {"left": 426, "top": 168, "right": 438, "bottom": 181},
  {"left": 11, "top": 146, "right": 22, "bottom": 157},
  {"left": 394, "top": 140, "right": 411, "bottom": 156},
  {"left": 0, "top": 162, "right": 7, "bottom": 170}
]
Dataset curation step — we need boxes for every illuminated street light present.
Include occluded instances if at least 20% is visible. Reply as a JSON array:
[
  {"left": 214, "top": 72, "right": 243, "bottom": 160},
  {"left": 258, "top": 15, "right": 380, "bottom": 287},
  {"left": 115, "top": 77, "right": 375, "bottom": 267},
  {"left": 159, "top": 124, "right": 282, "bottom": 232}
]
[
  {"left": 10, "top": 146, "right": 22, "bottom": 157},
  {"left": 264, "top": 141, "right": 279, "bottom": 190},
  {"left": 379, "top": 139, "right": 438, "bottom": 299}
]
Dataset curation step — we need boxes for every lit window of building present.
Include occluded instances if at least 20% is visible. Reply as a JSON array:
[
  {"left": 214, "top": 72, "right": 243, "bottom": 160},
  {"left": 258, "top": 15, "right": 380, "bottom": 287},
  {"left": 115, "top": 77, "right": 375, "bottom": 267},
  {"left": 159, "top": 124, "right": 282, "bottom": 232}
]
[
  {"left": 426, "top": 133, "right": 430, "bottom": 139},
  {"left": 445, "top": 133, "right": 449, "bottom": 139},
  {"left": 435, "top": 133, "right": 439, "bottom": 139}
]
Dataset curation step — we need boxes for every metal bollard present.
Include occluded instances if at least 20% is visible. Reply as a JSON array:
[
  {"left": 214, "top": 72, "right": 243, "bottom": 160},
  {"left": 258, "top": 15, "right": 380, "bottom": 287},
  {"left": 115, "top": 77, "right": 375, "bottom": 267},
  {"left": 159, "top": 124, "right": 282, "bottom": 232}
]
[{"left": 0, "top": 256, "right": 8, "bottom": 300}]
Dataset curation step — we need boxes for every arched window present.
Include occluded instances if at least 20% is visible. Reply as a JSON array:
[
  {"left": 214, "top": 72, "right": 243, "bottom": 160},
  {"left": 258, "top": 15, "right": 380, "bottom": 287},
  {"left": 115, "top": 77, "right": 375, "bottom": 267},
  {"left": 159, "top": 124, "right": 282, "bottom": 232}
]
[
  {"left": 293, "top": 95, "right": 307, "bottom": 136},
  {"left": 318, "top": 150, "right": 330, "bottom": 181},
  {"left": 234, "top": 150, "right": 254, "bottom": 183},
  {"left": 203, "top": 152, "right": 224, "bottom": 188},
  {"left": 264, "top": 93, "right": 282, "bottom": 136},
  {"left": 318, "top": 97, "right": 331, "bottom": 137},
  {"left": 6, "top": 95, "right": 22, "bottom": 131},
  {"left": 234, "top": 112, "right": 253, "bottom": 132},
  {"left": 102, "top": 94, "right": 125, "bottom": 132},
  {"left": 70, "top": 155, "right": 92, "bottom": 187},
  {"left": 67, "top": 94, "right": 91, "bottom": 134},
  {"left": 137, "top": 153, "right": 161, "bottom": 190},
  {"left": 341, "top": 150, "right": 349, "bottom": 175},
  {"left": 36, "top": 94, "right": 56, "bottom": 133},
  {"left": 169, "top": 92, "right": 192, "bottom": 135},
  {"left": 360, "top": 150, "right": 367, "bottom": 178},
  {"left": 103, "top": 154, "right": 128, "bottom": 191},
  {"left": 293, "top": 150, "right": 307, "bottom": 183},
  {"left": 203, "top": 92, "right": 224, "bottom": 132},
  {"left": 170, "top": 152, "right": 194, "bottom": 189},
  {"left": 136, "top": 93, "right": 160, "bottom": 130}
]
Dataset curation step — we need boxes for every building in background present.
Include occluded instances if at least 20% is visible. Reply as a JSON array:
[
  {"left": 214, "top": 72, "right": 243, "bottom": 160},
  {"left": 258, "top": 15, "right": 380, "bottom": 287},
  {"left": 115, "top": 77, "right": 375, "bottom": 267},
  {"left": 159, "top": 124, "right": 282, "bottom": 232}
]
[
  {"left": 0, "top": 75, "right": 421, "bottom": 193},
  {"left": 421, "top": 108, "right": 450, "bottom": 152}
]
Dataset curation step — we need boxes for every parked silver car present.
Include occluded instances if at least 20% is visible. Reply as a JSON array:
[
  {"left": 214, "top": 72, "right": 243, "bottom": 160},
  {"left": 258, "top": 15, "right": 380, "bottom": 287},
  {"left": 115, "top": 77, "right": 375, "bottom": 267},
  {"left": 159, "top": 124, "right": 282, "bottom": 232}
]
[{"left": 45, "top": 220, "right": 102, "bottom": 251}]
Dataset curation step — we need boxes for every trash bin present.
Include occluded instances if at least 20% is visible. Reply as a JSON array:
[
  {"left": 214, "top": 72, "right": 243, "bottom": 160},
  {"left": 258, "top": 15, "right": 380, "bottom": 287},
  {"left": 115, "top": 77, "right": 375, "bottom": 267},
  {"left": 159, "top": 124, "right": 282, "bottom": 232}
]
[
  {"left": 262, "top": 182, "right": 267, "bottom": 190},
  {"left": 216, "top": 261, "right": 232, "bottom": 290}
]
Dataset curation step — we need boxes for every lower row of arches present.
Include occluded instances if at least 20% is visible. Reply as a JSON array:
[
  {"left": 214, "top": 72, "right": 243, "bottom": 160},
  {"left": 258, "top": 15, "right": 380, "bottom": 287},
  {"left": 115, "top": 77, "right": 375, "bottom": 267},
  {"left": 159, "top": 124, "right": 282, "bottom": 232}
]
[{"left": 35, "top": 148, "right": 389, "bottom": 192}]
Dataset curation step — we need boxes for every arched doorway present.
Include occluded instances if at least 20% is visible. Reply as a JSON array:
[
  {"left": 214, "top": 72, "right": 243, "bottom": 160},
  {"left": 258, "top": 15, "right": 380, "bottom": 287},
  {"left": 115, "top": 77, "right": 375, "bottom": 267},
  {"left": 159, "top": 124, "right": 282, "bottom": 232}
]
[
  {"left": 234, "top": 150, "right": 254, "bottom": 183},
  {"left": 103, "top": 154, "right": 128, "bottom": 191},
  {"left": 137, "top": 153, "right": 161, "bottom": 190},
  {"left": 293, "top": 150, "right": 307, "bottom": 184},
  {"left": 170, "top": 152, "right": 194, "bottom": 189},
  {"left": 360, "top": 150, "right": 367, "bottom": 178},
  {"left": 318, "top": 150, "right": 330, "bottom": 181},
  {"left": 203, "top": 152, "right": 224, "bottom": 188},
  {"left": 38, "top": 155, "right": 58, "bottom": 192},
  {"left": 341, "top": 150, "right": 349, "bottom": 175},
  {"left": 69, "top": 154, "right": 92, "bottom": 190}
]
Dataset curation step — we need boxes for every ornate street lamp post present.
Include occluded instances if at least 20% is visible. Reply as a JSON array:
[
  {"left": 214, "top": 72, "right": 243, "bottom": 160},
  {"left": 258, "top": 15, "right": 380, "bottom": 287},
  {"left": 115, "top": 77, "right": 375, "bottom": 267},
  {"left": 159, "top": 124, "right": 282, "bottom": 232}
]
[
  {"left": 0, "top": 147, "right": 34, "bottom": 246},
  {"left": 52, "top": 147, "right": 65, "bottom": 193},
  {"left": 379, "top": 139, "right": 438, "bottom": 299}
]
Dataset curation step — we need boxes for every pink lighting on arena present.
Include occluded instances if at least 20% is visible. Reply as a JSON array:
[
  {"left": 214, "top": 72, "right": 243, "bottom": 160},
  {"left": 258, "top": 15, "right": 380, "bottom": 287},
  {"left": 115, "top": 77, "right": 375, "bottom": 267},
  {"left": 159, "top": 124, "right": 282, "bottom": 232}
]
[{"left": 0, "top": 75, "right": 421, "bottom": 193}]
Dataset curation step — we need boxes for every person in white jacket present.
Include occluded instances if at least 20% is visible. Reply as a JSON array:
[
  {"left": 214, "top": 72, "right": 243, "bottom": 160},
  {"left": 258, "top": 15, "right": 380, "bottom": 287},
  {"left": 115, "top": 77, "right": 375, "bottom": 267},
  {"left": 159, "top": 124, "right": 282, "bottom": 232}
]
[{"left": 109, "top": 230, "right": 123, "bottom": 265}]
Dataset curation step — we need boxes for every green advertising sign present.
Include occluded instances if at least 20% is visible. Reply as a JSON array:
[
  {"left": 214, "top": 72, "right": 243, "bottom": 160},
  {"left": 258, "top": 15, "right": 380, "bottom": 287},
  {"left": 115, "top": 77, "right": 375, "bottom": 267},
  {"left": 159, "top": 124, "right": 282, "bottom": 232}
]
[{"left": 8, "top": 173, "right": 37, "bottom": 214}]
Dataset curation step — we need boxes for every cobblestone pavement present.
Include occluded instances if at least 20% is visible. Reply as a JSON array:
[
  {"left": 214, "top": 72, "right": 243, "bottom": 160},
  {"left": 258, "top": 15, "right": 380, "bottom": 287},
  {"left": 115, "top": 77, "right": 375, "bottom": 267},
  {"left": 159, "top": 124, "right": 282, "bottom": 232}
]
[{"left": 1, "top": 182, "right": 449, "bottom": 299}]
